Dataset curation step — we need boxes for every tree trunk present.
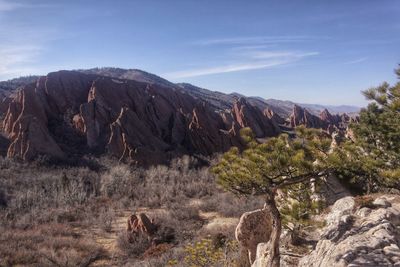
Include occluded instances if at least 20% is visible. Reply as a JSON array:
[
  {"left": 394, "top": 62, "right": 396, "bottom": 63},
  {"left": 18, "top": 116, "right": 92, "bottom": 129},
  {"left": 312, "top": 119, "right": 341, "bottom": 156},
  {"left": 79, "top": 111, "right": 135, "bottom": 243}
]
[{"left": 265, "top": 194, "right": 281, "bottom": 267}]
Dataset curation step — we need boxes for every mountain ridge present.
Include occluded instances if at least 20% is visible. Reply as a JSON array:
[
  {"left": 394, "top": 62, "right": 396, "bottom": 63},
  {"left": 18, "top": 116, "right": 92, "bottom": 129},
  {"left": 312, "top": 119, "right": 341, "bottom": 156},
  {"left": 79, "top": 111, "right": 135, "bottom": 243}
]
[
  {"left": 0, "top": 67, "right": 361, "bottom": 118},
  {"left": 0, "top": 68, "right": 356, "bottom": 163}
]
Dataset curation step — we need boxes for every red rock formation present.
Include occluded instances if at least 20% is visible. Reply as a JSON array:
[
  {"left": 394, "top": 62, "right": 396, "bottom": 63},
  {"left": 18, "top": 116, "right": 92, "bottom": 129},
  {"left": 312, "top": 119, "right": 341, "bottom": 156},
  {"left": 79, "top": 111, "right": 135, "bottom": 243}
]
[
  {"left": 127, "top": 213, "right": 158, "bottom": 237},
  {"left": 320, "top": 108, "right": 341, "bottom": 126},
  {"left": 264, "top": 108, "right": 286, "bottom": 125},
  {"left": 289, "top": 105, "right": 326, "bottom": 129},
  {"left": 0, "top": 97, "right": 11, "bottom": 115},
  {"left": 1, "top": 71, "right": 285, "bottom": 163},
  {"left": 2, "top": 71, "right": 96, "bottom": 160},
  {"left": 289, "top": 105, "right": 356, "bottom": 145},
  {"left": 232, "top": 98, "right": 281, "bottom": 138},
  {"left": 3, "top": 83, "right": 64, "bottom": 160}
]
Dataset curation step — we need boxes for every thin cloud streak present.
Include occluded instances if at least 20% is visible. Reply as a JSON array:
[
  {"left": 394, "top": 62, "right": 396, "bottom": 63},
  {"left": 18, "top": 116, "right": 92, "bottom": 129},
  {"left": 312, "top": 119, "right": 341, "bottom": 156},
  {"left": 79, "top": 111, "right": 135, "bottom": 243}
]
[
  {"left": 0, "top": 0, "right": 24, "bottom": 11},
  {"left": 165, "top": 60, "right": 289, "bottom": 79},
  {"left": 250, "top": 51, "right": 319, "bottom": 59},
  {"left": 0, "top": 45, "right": 43, "bottom": 78},
  {"left": 194, "top": 36, "right": 331, "bottom": 46},
  {"left": 165, "top": 51, "right": 318, "bottom": 79},
  {"left": 344, "top": 57, "right": 368, "bottom": 65},
  {"left": 0, "top": 0, "right": 53, "bottom": 12}
]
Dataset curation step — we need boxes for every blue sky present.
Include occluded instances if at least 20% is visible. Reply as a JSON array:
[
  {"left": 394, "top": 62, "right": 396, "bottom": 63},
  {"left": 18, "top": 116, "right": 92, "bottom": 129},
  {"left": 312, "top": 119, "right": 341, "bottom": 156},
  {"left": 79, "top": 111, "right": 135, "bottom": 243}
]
[{"left": 0, "top": 0, "right": 399, "bottom": 106}]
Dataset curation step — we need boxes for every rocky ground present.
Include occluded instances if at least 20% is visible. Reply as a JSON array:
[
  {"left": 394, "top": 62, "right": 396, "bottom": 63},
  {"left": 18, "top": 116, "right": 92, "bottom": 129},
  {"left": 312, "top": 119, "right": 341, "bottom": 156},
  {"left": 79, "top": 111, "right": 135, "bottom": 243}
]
[
  {"left": 250, "top": 194, "right": 400, "bottom": 267},
  {"left": 299, "top": 194, "right": 400, "bottom": 267}
]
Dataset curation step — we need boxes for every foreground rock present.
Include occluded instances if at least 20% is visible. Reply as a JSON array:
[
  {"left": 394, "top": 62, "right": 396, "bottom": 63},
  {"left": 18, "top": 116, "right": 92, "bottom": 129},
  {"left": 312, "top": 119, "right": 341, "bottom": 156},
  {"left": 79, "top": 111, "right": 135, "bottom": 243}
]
[
  {"left": 236, "top": 207, "right": 273, "bottom": 265},
  {"left": 126, "top": 212, "right": 175, "bottom": 255},
  {"left": 299, "top": 195, "right": 400, "bottom": 267},
  {"left": 127, "top": 213, "right": 157, "bottom": 237}
]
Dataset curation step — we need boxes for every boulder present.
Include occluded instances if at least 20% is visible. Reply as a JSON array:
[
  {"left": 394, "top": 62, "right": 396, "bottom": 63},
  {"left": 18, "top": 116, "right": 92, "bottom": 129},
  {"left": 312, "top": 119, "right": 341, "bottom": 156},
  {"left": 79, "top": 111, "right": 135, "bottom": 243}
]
[
  {"left": 236, "top": 208, "right": 273, "bottom": 264},
  {"left": 127, "top": 213, "right": 158, "bottom": 237}
]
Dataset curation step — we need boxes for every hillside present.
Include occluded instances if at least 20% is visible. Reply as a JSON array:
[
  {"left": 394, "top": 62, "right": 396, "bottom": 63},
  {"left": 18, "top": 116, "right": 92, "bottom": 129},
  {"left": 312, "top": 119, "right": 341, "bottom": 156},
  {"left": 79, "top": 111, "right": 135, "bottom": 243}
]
[{"left": 0, "top": 68, "right": 355, "bottom": 163}]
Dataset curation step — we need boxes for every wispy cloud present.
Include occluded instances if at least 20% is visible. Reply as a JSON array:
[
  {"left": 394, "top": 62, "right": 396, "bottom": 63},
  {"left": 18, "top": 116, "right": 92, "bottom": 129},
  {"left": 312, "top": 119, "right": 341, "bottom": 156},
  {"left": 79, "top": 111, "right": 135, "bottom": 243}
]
[
  {"left": 165, "top": 35, "right": 322, "bottom": 79},
  {"left": 194, "top": 35, "right": 331, "bottom": 46},
  {"left": 0, "top": 1, "right": 59, "bottom": 80},
  {"left": 0, "top": 45, "right": 43, "bottom": 77},
  {"left": 0, "top": 0, "right": 27, "bottom": 12},
  {"left": 165, "top": 51, "right": 318, "bottom": 79},
  {"left": 344, "top": 57, "right": 368, "bottom": 65},
  {"left": 0, "top": 0, "right": 53, "bottom": 12},
  {"left": 249, "top": 51, "right": 319, "bottom": 59}
]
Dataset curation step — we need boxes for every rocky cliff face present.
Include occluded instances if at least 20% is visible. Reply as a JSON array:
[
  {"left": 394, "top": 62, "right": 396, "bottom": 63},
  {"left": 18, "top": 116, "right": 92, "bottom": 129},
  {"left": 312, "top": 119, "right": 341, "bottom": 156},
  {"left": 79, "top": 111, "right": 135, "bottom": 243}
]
[
  {"left": 289, "top": 105, "right": 350, "bottom": 132},
  {"left": 289, "top": 105, "right": 325, "bottom": 128},
  {"left": 249, "top": 195, "right": 400, "bottom": 267},
  {"left": 0, "top": 71, "right": 283, "bottom": 163},
  {"left": 3, "top": 71, "right": 96, "bottom": 160},
  {"left": 299, "top": 195, "right": 400, "bottom": 267},
  {"left": 232, "top": 98, "right": 281, "bottom": 138},
  {"left": 0, "top": 69, "right": 356, "bottom": 163}
]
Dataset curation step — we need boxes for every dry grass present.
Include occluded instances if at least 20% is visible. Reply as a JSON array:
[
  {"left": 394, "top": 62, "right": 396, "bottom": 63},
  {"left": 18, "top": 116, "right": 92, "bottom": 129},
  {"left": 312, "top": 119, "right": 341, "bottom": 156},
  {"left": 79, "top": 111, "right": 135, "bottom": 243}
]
[
  {"left": 0, "top": 155, "right": 261, "bottom": 266},
  {"left": 0, "top": 223, "right": 105, "bottom": 267}
]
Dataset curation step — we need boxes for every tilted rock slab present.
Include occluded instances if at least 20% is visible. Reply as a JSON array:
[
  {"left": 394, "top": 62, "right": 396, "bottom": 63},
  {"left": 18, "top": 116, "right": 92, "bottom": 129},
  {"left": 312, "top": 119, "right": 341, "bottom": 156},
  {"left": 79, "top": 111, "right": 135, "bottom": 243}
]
[
  {"left": 2, "top": 71, "right": 281, "bottom": 163},
  {"left": 299, "top": 195, "right": 400, "bottom": 267}
]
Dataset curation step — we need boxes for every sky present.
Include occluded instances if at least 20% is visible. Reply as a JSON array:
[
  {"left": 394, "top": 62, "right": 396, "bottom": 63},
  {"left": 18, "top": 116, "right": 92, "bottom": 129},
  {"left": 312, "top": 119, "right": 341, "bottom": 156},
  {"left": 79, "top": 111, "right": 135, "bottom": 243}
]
[{"left": 0, "top": 0, "right": 399, "bottom": 106}]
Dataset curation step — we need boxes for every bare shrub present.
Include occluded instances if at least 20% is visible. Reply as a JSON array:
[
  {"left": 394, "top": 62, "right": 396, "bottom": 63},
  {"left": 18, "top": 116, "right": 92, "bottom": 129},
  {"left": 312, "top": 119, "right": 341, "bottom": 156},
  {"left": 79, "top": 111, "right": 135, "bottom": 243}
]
[
  {"left": 200, "top": 192, "right": 265, "bottom": 217},
  {"left": 0, "top": 189, "right": 7, "bottom": 208},
  {"left": 0, "top": 223, "right": 105, "bottom": 267},
  {"left": 152, "top": 205, "right": 203, "bottom": 243},
  {"left": 127, "top": 246, "right": 185, "bottom": 267},
  {"left": 98, "top": 207, "right": 115, "bottom": 232},
  {"left": 0, "top": 154, "right": 257, "bottom": 266},
  {"left": 117, "top": 231, "right": 151, "bottom": 258},
  {"left": 100, "top": 164, "right": 140, "bottom": 199}
]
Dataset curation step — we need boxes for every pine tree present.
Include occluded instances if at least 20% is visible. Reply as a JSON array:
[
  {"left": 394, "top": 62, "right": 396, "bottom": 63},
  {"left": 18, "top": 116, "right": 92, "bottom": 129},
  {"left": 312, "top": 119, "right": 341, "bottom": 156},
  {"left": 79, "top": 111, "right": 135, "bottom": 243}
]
[
  {"left": 212, "top": 126, "right": 334, "bottom": 267},
  {"left": 334, "top": 65, "right": 400, "bottom": 193}
]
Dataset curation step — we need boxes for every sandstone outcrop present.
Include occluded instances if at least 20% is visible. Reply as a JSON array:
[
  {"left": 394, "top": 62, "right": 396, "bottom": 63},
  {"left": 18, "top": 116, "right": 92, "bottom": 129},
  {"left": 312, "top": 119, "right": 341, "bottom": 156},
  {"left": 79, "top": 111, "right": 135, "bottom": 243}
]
[
  {"left": 2, "top": 71, "right": 96, "bottom": 160},
  {"left": 264, "top": 108, "right": 286, "bottom": 125},
  {"left": 236, "top": 207, "right": 273, "bottom": 265},
  {"left": 232, "top": 98, "right": 281, "bottom": 138},
  {"left": 1, "top": 71, "right": 285, "bottom": 163},
  {"left": 1, "top": 69, "right": 356, "bottom": 163},
  {"left": 289, "top": 105, "right": 352, "bottom": 134},
  {"left": 289, "top": 105, "right": 326, "bottom": 129},
  {"left": 320, "top": 108, "right": 340, "bottom": 125},
  {"left": 299, "top": 195, "right": 400, "bottom": 267},
  {"left": 127, "top": 213, "right": 158, "bottom": 237}
]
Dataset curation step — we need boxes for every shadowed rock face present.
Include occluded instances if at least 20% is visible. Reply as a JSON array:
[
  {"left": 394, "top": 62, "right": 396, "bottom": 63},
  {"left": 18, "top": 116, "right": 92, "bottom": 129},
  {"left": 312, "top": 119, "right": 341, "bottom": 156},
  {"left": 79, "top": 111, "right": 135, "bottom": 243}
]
[
  {"left": 264, "top": 108, "right": 286, "bottom": 125},
  {"left": 232, "top": 98, "right": 281, "bottom": 138},
  {"left": 289, "top": 105, "right": 350, "bottom": 132},
  {"left": 1, "top": 71, "right": 283, "bottom": 164},
  {"left": 290, "top": 105, "right": 326, "bottom": 129}
]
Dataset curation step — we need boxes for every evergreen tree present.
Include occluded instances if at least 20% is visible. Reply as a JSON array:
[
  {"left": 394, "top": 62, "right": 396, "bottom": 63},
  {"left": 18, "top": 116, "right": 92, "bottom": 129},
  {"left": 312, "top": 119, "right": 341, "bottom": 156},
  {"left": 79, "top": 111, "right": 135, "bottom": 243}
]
[
  {"left": 212, "top": 126, "right": 334, "bottom": 267},
  {"left": 335, "top": 65, "right": 400, "bottom": 193}
]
